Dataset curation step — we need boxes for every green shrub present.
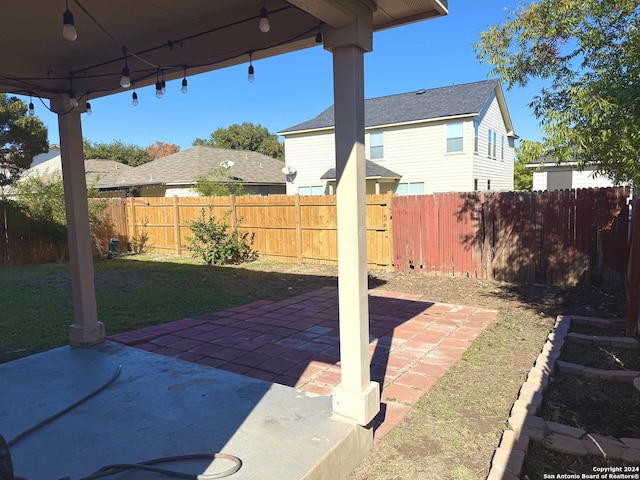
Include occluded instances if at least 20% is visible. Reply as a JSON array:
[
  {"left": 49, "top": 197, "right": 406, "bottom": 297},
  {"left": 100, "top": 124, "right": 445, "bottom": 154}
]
[{"left": 185, "top": 208, "right": 257, "bottom": 265}]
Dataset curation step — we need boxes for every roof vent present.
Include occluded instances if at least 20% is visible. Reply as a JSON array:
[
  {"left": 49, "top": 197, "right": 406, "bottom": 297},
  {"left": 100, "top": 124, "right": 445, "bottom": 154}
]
[{"left": 416, "top": 89, "right": 426, "bottom": 95}]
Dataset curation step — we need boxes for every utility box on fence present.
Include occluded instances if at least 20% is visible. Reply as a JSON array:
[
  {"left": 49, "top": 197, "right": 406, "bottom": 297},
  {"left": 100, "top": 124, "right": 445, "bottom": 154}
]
[{"left": 108, "top": 238, "right": 119, "bottom": 258}]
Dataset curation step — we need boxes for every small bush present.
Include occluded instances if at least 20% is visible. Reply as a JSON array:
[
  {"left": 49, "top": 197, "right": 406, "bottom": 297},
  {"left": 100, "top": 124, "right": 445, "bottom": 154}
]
[{"left": 185, "top": 208, "right": 257, "bottom": 266}]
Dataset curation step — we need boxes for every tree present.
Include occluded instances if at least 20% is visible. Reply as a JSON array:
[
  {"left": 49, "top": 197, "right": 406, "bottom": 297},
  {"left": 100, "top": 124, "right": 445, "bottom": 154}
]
[
  {"left": 193, "top": 122, "right": 284, "bottom": 160},
  {"left": 513, "top": 142, "right": 541, "bottom": 191},
  {"left": 476, "top": 0, "right": 640, "bottom": 187},
  {"left": 194, "top": 166, "right": 244, "bottom": 197},
  {"left": 83, "top": 139, "right": 152, "bottom": 166},
  {"left": 0, "top": 94, "right": 48, "bottom": 192},
  {"left": 16, "top": 173, "right": 109, "bottom": 259},
  {"left": 147, "top": 141, "right": 180, "bottom": 160}
]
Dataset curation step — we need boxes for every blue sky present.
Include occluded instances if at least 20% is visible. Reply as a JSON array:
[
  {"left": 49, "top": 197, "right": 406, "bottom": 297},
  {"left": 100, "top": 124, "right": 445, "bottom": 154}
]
[{"left": 30, "top": 1, "right": 545, "bottom": 151}]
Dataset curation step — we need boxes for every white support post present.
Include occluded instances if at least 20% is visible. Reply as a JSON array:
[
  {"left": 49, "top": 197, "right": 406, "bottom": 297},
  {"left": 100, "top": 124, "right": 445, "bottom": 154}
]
[
  {"left": 325, "top": 19, "right": 380, "bottom": 426},
  {"left": 52, "top": 95, "right": 104, "bottom": 346}
]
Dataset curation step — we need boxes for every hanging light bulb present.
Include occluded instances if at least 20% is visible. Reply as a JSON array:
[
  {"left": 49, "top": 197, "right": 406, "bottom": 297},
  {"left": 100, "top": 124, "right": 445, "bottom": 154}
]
[
  {"left": 248, "top": 53, "right": 255, "bottom": 83},
  {"left": 85, "top": 101, "right": 92, "bottom": 115},
  {"left": 62, "top": 1, "right": 77, "bottom": 42},
  {"left": 28, "top": 96, "right": 35, "bottom": 115},
  {"left": 155, "top": 81, "right": 163, "bottom": 99},
  {"left": 181, "top": 68, "right": 188, "bottom": 94},
  {"left": 69, "top": 91, "right": 78, "bottom": 108},
  {"left": 259, "top": 1, "right": 270, "bottom": 33},
  {"left": 315, "top": 25, "right": 323, "bottom": 44},
  {"left": 132, "top": 90, "right": 139, "bottom": 106},
  {"left": 248, "top": 64, "right": 255, "bottom": 83},
  {"left": 160, "top": 80, "right": 166, "bottom": 96},
  {"left": 120, "top": 66, "right": 130, "bottom": 88}
]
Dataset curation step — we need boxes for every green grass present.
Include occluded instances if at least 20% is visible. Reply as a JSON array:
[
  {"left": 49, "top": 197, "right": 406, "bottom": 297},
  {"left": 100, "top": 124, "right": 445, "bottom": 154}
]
[{"left": 0, "top": 254, "right": 336, "bottom": 363}]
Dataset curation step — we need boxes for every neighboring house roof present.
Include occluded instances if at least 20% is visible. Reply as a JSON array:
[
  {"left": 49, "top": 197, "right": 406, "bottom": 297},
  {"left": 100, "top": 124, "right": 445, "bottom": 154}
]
[
  {"left": 84, "top": 160, "right": 134, "bottom": 185},
  {"left": 96, "top": 146, "right": 285, "bottom": 189},
  {"left": 320, "top": 160, "right": 401, "bottom": 180},
  {"left": 24, "top": 156, "right": 132, "bottom": 183},
  {"left": 279, "top": 79, "right": 516, "bottom": 136}
]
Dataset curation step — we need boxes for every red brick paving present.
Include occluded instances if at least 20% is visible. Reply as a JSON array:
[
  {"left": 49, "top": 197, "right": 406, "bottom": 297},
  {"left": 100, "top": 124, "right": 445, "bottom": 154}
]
[{"left": 109, "top": 286, "right": 496, "bottom": 443}]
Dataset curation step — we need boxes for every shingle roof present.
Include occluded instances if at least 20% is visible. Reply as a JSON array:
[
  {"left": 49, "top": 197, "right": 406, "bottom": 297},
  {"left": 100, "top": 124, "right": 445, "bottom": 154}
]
[
  {"left": 84, "top": 160, "right": 133, "bottom": 185},
  {"left": 279, "top": 79, "right": 501, "bottom": 134},
  {"left": 96, "top": 146, "right": 285, "bottom": 189},
  {"left": 320, "top": 160, "right": 401, "bottom": 180}
]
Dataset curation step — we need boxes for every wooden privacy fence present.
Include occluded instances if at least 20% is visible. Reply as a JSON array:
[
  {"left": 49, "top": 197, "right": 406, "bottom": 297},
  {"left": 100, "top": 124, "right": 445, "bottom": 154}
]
[
  {"left": 113, "top": 194, "right": 393, "bottom": 269},
  {"left": 392, "top": 187, "right": 629, "bottom": 286}
]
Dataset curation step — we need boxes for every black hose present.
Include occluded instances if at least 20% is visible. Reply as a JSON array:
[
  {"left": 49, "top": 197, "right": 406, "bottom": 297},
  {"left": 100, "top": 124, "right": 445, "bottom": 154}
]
[
  {"left": 7, "top": 365, "right": 122, "bottom": 448},
  {"left": 78, "top": 453, "right": 242, "bottom": 480},
  {"left": 6, "top": 364, "right": 242, "bottom": 479}
]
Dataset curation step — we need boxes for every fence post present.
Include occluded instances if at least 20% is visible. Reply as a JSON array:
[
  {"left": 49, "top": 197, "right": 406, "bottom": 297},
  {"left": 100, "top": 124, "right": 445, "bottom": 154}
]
[
  {"left": 386, "top": 191, "right": 393, "bottom": 270},
  {"left": 295, "top": 194, "right": 303, "bottom": 264},
  {"left": 129, "top": 197, "right": 137, "bottom": 252},
  {"left": 230, "top": 194, "right": 237, "bottom": 227},
  {"left": 173, "top": 195, "right": 181, "bottom": 255}
]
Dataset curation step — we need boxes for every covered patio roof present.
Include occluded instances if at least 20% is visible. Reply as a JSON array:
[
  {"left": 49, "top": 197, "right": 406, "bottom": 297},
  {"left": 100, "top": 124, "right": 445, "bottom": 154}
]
[
  {"left": 1, "top": 0, "right": 447, "bottom": 101},
  {"left": 1, "top": 0, "right": 449, "bottom": 468}
]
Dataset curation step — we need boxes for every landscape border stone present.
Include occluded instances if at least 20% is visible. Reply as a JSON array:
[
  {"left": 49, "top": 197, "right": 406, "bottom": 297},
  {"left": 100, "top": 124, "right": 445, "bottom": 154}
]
[{"left": 487, "top": 314, "right": 640, "bottom": 479}]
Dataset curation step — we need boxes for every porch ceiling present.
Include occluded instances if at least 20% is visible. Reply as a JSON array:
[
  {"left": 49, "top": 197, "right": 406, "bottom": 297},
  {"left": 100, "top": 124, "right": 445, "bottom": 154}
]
[{"left": 0, "top": 0, "right": 447, "bottom": 102}]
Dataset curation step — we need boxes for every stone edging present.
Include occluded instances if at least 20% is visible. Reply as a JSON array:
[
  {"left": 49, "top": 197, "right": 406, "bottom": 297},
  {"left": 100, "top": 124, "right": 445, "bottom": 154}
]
[{"left": 487, "top": 315, "right": 640, "bottom": 480}]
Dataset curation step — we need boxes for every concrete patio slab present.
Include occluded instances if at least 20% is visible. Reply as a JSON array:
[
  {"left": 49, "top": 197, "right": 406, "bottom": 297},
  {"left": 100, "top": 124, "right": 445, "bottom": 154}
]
[
  {"left": 1, "top": 287, "right": 497, "bottom": 479},
  {"left": 1, "top": 342, "right": 369, "bottom": 480}
]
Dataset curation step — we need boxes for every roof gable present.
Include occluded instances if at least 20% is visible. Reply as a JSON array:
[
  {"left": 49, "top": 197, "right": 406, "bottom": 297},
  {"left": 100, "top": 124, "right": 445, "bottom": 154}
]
[{"left": 280, "top": 79, "right": 505, "bottom": 134}]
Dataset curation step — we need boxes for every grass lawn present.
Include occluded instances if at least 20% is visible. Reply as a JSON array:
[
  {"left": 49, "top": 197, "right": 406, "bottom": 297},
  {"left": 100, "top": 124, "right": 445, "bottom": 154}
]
[{"left": 0, "top": 254, "right": 336, "bottom": 363}]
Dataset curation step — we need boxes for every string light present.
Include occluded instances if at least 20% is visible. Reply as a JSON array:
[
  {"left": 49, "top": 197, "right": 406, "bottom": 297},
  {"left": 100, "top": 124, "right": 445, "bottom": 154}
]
[
  {"left": 120, "top": 48, "right": 131, "bottom": 88},
  {"left": 315, "top": 24, "right": 323, "bottom": 43},
  {"left": 181, "top": 68, "right": 188, "bottom": 94},
  {"left": 248, "top": 52, "right": 255, "bottom": 83},
  {"left": 28, "top": 96, "right": 35, "bottom": 115},
  {"left": 85, "top": 100, "right": 92, "bottom": 115},
  {"left": 259, "top": 1, "right": 270, "bottom": 33},
  {"left": 13, "top": 3, "right": 323, "bottom": 113},
  {"left": 62, "top": 0, "right": 77, "bottom": 41},
  {"left": 132, "top": 83, "right": 139, "bottom": 106}
]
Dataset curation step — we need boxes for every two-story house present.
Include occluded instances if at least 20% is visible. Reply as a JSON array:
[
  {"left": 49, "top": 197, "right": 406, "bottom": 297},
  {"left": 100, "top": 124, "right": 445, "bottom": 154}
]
[{"left": 278, "top": 79, "right": 517, "bottom": 195}]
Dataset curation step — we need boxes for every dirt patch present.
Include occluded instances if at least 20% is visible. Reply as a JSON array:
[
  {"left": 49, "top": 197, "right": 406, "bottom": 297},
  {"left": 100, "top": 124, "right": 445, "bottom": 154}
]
[
  {"left": 560, "top": 342, "right": 640, "bottom": 370},
  {"left": 539, "top": 373, "right": 640, "bottom": 438}
]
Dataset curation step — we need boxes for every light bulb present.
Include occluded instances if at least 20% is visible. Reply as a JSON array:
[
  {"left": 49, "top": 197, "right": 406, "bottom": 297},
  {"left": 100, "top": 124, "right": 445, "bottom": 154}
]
[
  {"left": 181, "top": 77, "right": 188, "bottom": 94},
  {"left": 120, "top": 65, "right": 130, "bottom": 88},
  {"left": 69, "top": 94, "right": 78, "bottom": 108},
  {"left": 132, "top": 91, "right": 138, "bottom": 106},
  {"left": 62, "top": 9, "right": 77, "bottom": 41},
  {"left": 248, "top": 64, "right": 255, "bottom": 83},
  {"left": 259, "top": 8, "right": 270, "bottom": 33},
  {"left": 28, "top": 101, "right": 35, "bottom": 115},
  {"left": 155, "top": 81, "right": 163, "bottom": 99},
  {"left": 85, "top": 101, "right": 92, "bottom": 115},
  {"left": 315, "top": 30, "right": 323, "bottom": 43},
  {"left": 160, "top": 80, "right": 166, "bottom": 96}
]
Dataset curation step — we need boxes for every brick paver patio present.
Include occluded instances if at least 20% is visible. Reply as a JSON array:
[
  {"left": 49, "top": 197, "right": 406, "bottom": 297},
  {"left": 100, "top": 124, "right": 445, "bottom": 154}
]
[{"left": 109, "top": 286, "right": 497, "bottom": 442}]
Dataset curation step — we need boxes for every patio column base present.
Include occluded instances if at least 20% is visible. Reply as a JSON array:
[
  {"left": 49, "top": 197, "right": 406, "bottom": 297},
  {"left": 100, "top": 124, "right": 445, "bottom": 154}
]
[
  {"left": 332, "top": 381, "right": 380, "bottom": 426},
  {"left": 69, "top": 322, "right": 105, "bottom": 347}
]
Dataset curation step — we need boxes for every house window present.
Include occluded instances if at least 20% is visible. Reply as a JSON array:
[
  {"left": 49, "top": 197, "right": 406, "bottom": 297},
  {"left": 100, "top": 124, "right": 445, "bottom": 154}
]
[
  {"left": 474, "top": 179, "right": 479, "bottom": 191},
  {"left": 493, "top": 131, "right": 497, "bottom": 159},
  {"left": 396, "top": 182, "right": 425, "bottom": 196},
  {"left": 473, "top": 121, "right": 479, "bottom": 154},
  {"left": 298, "top": 186, "right": 324, "bottom": 195},
  {"left": 369, "top": 131, "right": 384, "bottom": 159},
  {"left": 446, "top": 122, "right": 463, "bottom": 153},
  {"left": 487, "top": 129, "right": 492, "bottom": 157},
  {"left": 501, "top": 136, "right": 505, "bottom": 160}
]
